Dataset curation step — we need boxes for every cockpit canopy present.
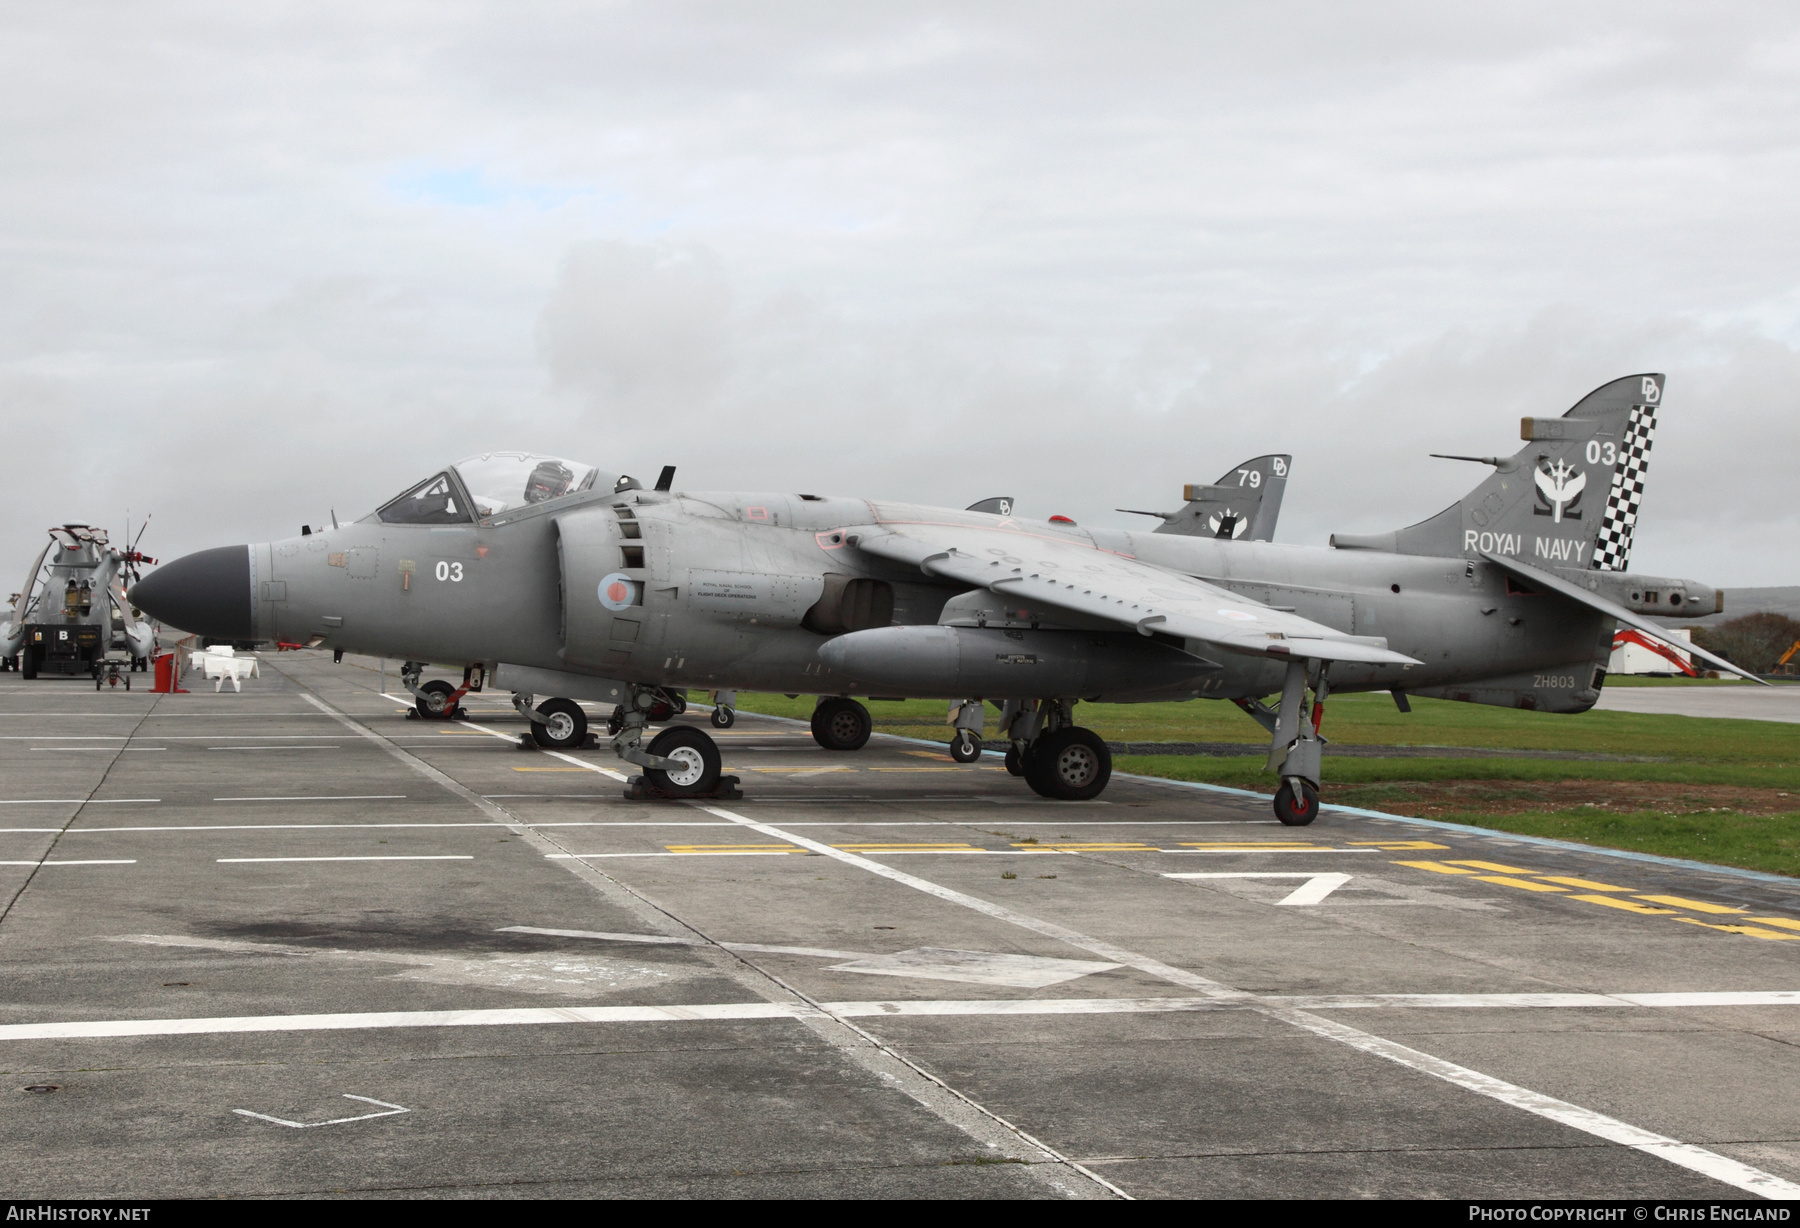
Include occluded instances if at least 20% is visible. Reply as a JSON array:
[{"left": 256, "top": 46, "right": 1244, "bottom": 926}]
[{"left": 376, "top": 453, "right": 618, "bottom": 525}]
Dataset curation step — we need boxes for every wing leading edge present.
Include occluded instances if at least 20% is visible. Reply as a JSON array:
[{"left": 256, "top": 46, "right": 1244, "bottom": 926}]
[{"left": 853, "top": 525, "right": 1421, "bottom": 668}]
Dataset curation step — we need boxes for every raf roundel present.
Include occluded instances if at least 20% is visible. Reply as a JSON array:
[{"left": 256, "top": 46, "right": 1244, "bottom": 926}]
[{"left": 598, "top": 573, "right": 639, "bottom": 612}]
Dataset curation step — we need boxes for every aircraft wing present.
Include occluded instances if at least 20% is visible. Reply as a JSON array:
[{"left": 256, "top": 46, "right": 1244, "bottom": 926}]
[
  {"left": 854, "top": 524, "right": 1421, "bottom": 667},
  {"left": 1479, "top": 552, "right": 1768, "bottom": 686}
]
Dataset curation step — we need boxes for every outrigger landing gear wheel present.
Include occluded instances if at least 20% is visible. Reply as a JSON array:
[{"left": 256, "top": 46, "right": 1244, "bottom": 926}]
[
  {"left": 950, "top": 729, "right": 982, "bottom": 763},
  {"left": 1023, "top": 727, "right": 1112, "bottom": 801},
  {"left": 1273, "top": 779, "right": 1320, "bottom": 826},
  {"left": 811, "top": 697, "right": 871, "bottom": 751},
  {"left": 415, "top": 679, "right": 460, "bottom": 721},
  {"left": 644, "top": 726, "right": 722, "bottom": 796},
  {"left": 710, "top": 706, "right": 736, "bottom": 729},
  {"left": 530, "top": 697, "right": 588, "bottom": 749}
]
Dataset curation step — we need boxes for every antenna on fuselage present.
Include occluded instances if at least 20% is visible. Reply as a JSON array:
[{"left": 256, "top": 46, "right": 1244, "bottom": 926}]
[{"left": 654, "top": 466, "right": 676, "bottom": 492}]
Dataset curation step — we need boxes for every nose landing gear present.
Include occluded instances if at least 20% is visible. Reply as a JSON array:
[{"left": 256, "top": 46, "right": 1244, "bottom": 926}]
[{"left": 607, "top": 685, "right": 741, "bottom": 800}]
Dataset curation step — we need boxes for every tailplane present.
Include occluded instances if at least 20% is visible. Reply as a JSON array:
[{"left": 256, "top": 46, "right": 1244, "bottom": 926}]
[{"left": 1332, "top": 374, "right": 1662, "bottom": 571}]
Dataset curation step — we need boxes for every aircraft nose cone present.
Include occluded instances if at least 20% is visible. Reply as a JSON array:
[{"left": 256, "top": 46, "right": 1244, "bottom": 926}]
[{"left": 129, "top": 545, "right": 254, "bottom": 639}]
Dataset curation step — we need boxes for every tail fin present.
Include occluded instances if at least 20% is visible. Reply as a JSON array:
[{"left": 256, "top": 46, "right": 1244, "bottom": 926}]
[
  {"left": 1332, "top": 374, "right": 1662, "bottom": 571},
  {"left": 1138, "top": 454, "right": 1291, "bottom": 540}
]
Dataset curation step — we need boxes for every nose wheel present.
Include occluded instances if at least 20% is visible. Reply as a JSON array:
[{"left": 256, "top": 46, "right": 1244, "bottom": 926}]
[
  {"left": 710, "top": 706, "right": 736, "bottom": 729},
  {"left": 949, "top": 729, "right": 982, "bottom": 763},
  {"left": 642, "top": 726, "right": 723, "bottom": 796}
]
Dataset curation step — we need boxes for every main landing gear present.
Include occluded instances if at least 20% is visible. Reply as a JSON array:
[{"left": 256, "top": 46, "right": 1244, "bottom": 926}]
[
  {"left": 998, "top": 698, "right": 1113, "bottom": 802},
  {"left": 812, "top": 696, "right": 872, "bottom": 751},
  {"left": 1234, "top": 658, "right": 1330, "bottom": 827}
]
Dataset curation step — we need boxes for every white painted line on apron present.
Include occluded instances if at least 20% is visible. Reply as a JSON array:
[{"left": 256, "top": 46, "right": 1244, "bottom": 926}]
[
  {"left": 1165, "top": 871, "right": 1354, "bottom": 905},
  {"left": 215, "top": 795, "right": 407, "bottom": 801},
  {"left": 694, "top": 804, "right": 1800, "bottom": 1200},
  {"left": 216, "top": 856, "right": 474, "bottom": 864},
  {"left": 234, "top": 1095, "right": 410, "bottom": 1129},
  {"left": 9, "top": 988, "right": 1800, "bottom": 1043},
  {"left": 458, "top": 717, "right": 633, "bottom": 780}
]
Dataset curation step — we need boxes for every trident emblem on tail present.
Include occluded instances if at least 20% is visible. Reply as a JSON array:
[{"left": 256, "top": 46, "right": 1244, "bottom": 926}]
[{"left": 1534, "top": 458, "right": 1587, "bottom": 523}]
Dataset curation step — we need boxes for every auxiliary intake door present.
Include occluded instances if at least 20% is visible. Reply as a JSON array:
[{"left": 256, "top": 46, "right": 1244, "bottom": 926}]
[{"left": 555, "top": 508, "right": 647, "bottom": 670}]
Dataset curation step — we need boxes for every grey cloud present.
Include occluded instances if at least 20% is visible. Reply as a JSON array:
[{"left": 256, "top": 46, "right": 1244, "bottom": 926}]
[
  {"left": 2, "top": 2, "right": 1799, "bottom": 587},
  {"left": 537, "top": 241, "right": 731, "bottom": 405}
]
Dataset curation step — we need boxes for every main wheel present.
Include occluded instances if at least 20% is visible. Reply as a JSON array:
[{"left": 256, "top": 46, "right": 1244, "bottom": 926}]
[
  {"left": 811, "top": 697, "right": 871, "bottom": 751},
  {"left": 949, "top": 729, "right": 982, "bottom": 763},
  {"left": 530, "top": 697, "right": 588, "bottom": 749},
  {"left": 1004, "top": 744, "right": 1027, "bottom": 777},
  {"left": 415, "top": 679, "right": 459, "bottom": 720},
  {"left": 710, "top": 706, "right": 736, "bottom": 729},
  {"left": 644, "top": 726, "right": 722, "bottom": 796},
  {"left": 1023, "top": 727, "right": 1112, "bottom": 801},
  {"left": 1273, "top": 779, "right": 1320, "bottom": 826}
]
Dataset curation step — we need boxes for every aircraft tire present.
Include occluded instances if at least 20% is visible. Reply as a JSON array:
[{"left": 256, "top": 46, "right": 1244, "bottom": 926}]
[
  {"left": 1023, "top": 727, "right": 1111, "bottom": 801},
  {"left": 811, "top": 698, "right": 871, "bottom": 751},
  {"left": 1273, "top": 780, "right": 1319, "bottom": 826},
  {"left": 416, "top": 679, "right": 459, "bottom": 721},
  {"left": 710, "top": 706, "right": 736, "bottom": 729},
  {"left": 949, "top": 730, "right": 982, "bottom": 763},
  {"left": 1004, "top": 745, "right": 1027, "bottom": 777},
  {"left": 645, "top": 726, "right": 722, "bottom": 796},
  {"left": 530, "top": 697, "right": 588, "bottom": 750}
]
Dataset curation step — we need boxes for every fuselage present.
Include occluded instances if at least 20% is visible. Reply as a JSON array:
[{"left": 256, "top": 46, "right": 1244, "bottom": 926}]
[{"left": 225, "top": 482, "right": 1648, "bottom": 713}]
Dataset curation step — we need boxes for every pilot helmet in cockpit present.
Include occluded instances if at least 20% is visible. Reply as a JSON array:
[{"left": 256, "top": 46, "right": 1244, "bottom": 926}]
[{"left": 523, "top": 460, "right": 574, "bottom": 504}]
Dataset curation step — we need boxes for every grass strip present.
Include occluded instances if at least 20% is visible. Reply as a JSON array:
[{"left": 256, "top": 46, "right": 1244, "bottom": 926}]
[
  {"left": 1398, "top": 808, "right": 1800, "bottom": 879},
  {"left": 1112, "top": 755, "right": 1800, "bottom": 791},
  {"left": 736, "top": 691, "right": 1797, "bottom": 765}
]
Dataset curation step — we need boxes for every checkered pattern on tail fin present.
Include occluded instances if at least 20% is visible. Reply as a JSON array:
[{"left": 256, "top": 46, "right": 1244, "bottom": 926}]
[{"left": 1590, "top": 403, "right": 1657, "bottom": 572}]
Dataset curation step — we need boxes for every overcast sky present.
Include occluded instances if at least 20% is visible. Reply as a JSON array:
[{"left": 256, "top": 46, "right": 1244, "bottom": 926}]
[{"left": 4, "top": 2, "right": 1799, "bottom": 587}]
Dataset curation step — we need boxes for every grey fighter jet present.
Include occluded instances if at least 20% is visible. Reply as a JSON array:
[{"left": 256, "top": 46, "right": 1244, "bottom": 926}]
[{"left": 130, "top": 375, "right": 1745, "bottom": 825}]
